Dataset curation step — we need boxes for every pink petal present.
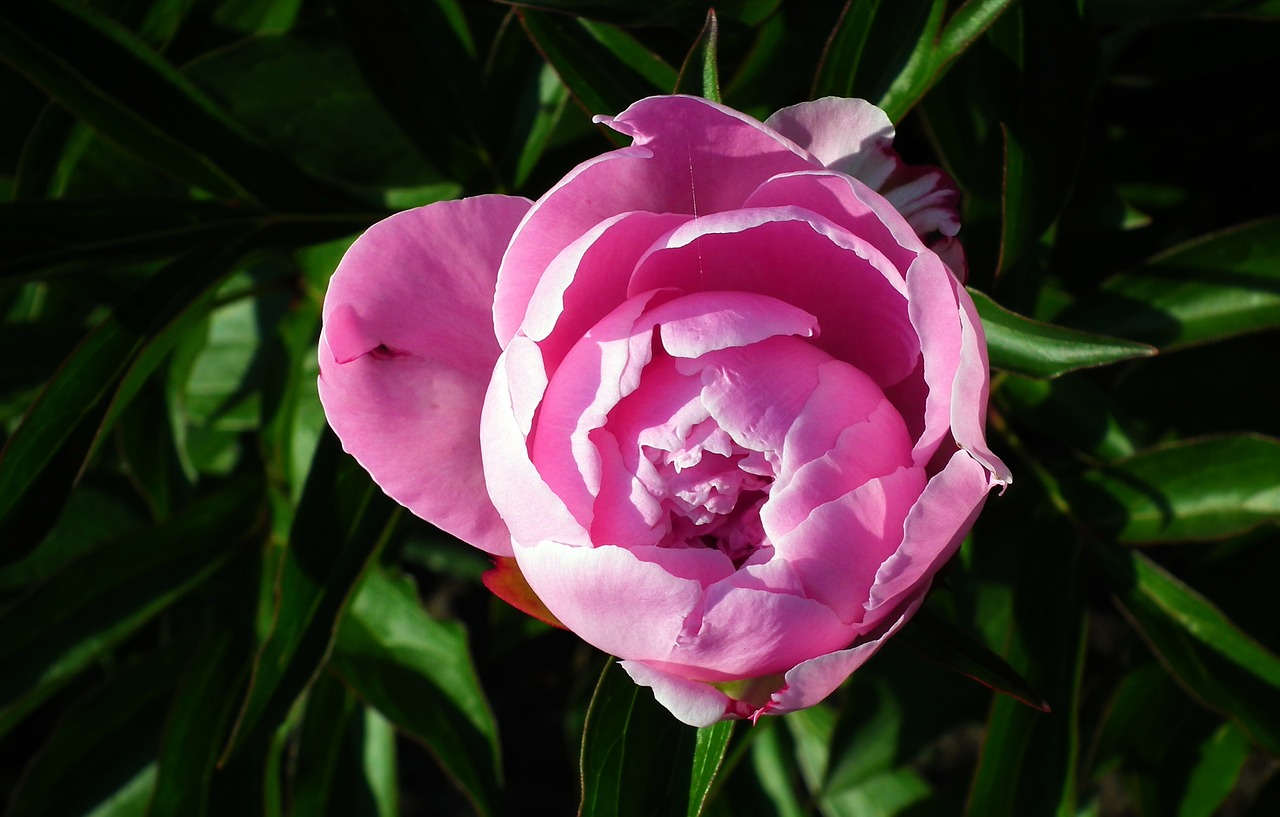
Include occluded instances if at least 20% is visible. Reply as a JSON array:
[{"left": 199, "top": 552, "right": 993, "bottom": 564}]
[
  {"left": 318, "top": 195, "right": 531, "bottom": 555},
  {"left": 646, "top": 290, "right": 819, "bottom": 359},
  {"left": 766, "top": 591, "right": 926, "bottom": 716},
  {"left": 954, "top": 291, "right": 1012, "bottom": 484},
  {"left": 764, "top": 98, "right": 963, "bottom": 273},
  {"left": 479, "top": 345, "right": 589, "bottom": 549},
  {"left": 523, "top": 210, "right": 691, "bottom": 374},
  {"left": 513, "top": 539, "right": 705, "bottom": 661},
  {"left": 619, "top": 661, "right": 733, "bottom": 728},
  {"left": 629, "top": 207, "right": 919, "bottom": 389},
  {"left": 494, "top": 96, "right": 816, "bottom": 346},
  {"left": 771, "top": 466, "right": 926, "bottom": 624},
  {"left": 863, "top": 449, "right": 992, "bottom": 632},
  {"left": 905, "top": 252, "right": 966, "bottom": 469}
]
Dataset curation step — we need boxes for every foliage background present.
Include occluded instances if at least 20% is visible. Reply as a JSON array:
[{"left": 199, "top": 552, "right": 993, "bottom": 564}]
[{"left": 2, "top": 0, "right": 1279, "bottom": 815}]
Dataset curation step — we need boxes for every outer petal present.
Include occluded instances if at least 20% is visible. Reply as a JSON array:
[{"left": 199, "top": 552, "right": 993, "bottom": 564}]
[
  {"left": 318, "top": 195, "right": 531, "bottom": 555},
  {"left": 765, "top": 591, "right": 926, "bottom": 717},
  {"left": 493, "top": 95, "right": 817, "bottom": 345},
  {"left": 765, "top": 98, "right": 963, "bottom": 270},
  {"left": 619, "top": 661, "right": 733, "bottom": 728},
  {"left": 863, "top": 449, "right": 991, "bottom": 633}
]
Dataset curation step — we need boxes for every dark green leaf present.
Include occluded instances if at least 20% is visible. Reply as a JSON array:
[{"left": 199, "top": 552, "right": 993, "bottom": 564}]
[
  {"left": 1093, "top": 542, "right": 1280, "bottom": 754},
  {"left": 0, "top": 477, "right": 262, "bottom": 737},
  {"left": 972, "top": 287, "right": 1156, "bottom": 378},
  {"left": 329, "top": 564, "right": 501, "bottom": 817},
  {"left": 149, "top": 631, "right": 250, "bottom": 817},
  {"left": 579, "top": 658, "right": 702, "bottom": 817},
  {"left": 519, "top": 9, "right": 663, "bottom": 129},
  {"left": 1069, "top": 435, "right": 1280, "bottom": 543},
  {"left": 6, "top": 643, "right": 190, "bottom": 817},
  {"left": 811, "top": 0, "right": 882, "bottom": 99},
  {"left": 688, "top": 721, "right": 734, "bottom": 817},
  {"left": 1179, "top": 721, "right": 1251, "bottom": 817},
  {"left": 1062, "top": 217, "right": 1280, "bottom": 349},
  {"left": 0, "top": 239, "right": 252, "bottom": 557},
  {"left": 876, "top": 0, "right": 1017, "bottom": 123},
  {"left": 898, "top": 606, "right": 1049, "bottom": 711},
  {"left": 219, "top": 431, "right": 398, "bottom": 764},
  {"left": 292, "top": 671, "right": 397, "bottom": 817},
  {"left": 0, "top": 1, "right": 362, "bottom": 211},
  {"left": 492, "top": 1, "right": 779, "bottom": 27},
  {"left": 673, "top": 9, "right": 722, "bottom": 104}
]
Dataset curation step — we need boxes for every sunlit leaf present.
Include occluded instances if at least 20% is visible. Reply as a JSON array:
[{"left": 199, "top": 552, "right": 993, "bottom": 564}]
[
  {"left": 1070, "top": 435, "right": 1280, "bottom": 543},
  {"left": 579, "top": 658, "right": 703, "bottom": 817},
  {"left": 1063, "top": 217, "right": 1280, "bottom": 349},
  {"left": 219, "top": 431, "right": 398, "bottom": 764},
  {"left": 972, "top": 287, "right": 1156, "bottom": 379},
  {"left": 329, "top": 564, "right": 501, "bottom": 817}
]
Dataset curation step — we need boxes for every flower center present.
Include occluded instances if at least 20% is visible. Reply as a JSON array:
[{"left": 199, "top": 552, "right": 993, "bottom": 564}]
[{"left": 640, "top": 419, "right": 775, "bottom": 565}]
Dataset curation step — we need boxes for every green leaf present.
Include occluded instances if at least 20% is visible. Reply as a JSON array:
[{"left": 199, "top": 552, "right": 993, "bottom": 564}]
[
  {"left": 219, "top": 430, "right": 398, "bottom": 764},
  {"left": 971, "top": 287, "right": 1156, "bottom": 379},
  {"left": 1069, "top": 435, "right": 1280, "bottom": 543},
  {"left": 329, "top": 564, "right": 501, "bottom": 817},
  {"left": 898, "top": 606, "right": 1049, "bottom": 711},
  {"left": 6, "top": 644, "right": 190, "bottom": 817},
  {"left": 1178, "top": 721, "right": 1251, "bottom": 817},
  {"left": 149, "top": 631, "right": 251, "bottom": 817},
  {"left": 518, "top": 9, "right": 664, "bottom": 128},
  {"left": 579, "top": 658, "right": 703, "bottom": 817},
  {"left": 0, "top": 478, "right": 263, "bottom": 737},
  {"left": 673, "top": 9, "right": 722, "bottom": 103},
  {"left": 1093, "top": 542, "right": 1280, "bottom": 754},
  {"left": 875, "top": 0, "right": 1017, "bottom": 123},
  {"left": 1062, "top": 217, "right": 1280, "bottom": 349},
  {"left": 688, "top": 721, "right": 734, "bottom": 817},
  {"left": 492, "top": 1, "right": 779, "bottom": 27},
  {"left": 811, "top": 0, "right": 882, "bottom": 99},
  {"left": 0, "top": 239, "right": 253, "bottom": 557},
  {"left": 0, "top": 1, "right": 362, "bottom": 211},
  {"left": 291, "top": 671, "right": 398, "bottom": 817},
  {"left": 0, "top": 198, "right": 260, "bottom": 279}
]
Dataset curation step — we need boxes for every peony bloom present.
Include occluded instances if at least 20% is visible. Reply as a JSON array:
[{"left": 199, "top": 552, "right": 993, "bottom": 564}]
[{"left": 319, "top": 95, "right": 1009, "bottom": 726}]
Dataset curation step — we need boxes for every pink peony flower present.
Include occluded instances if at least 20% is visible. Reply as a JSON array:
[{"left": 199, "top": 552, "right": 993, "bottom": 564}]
[{"left": 318, "top": 96, "right": 1010, "bottom": 726}]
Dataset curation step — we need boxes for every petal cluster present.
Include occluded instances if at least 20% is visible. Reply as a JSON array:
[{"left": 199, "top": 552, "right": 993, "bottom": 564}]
[{"left": 319, "top": 96, "right": 1009, "bottom": 726}]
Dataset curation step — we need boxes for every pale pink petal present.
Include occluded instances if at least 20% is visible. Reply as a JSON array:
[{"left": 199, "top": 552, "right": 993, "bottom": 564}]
[
  {"left": 764, "top": 97, "right": 963, "bottom": 273},
  {"left": 670, "top": 573, "right": 853, "bottom": 678},
  {"left": 619, "top": 661, "right": 733, "bottom": 728},
  {"left": 863, "top": 450, "right": 991, "bottom": 633},
  {"left": 743, "top": 169, "right": 923, "bottom": 275},
  {"left": 479, "top": 350, "right": 589, "bottom": 549},
  {"left": 771, "top": 466, "right": 926, "bottom": 624},
  {"left": 318, "top": 195, "right": 530, "bottom": 555},
  {"left": 954, "top": 291, "right": 1012, "bottom": 484},
  {"left": 513, "top": 540, "right": 704, "bottom": 661},
  {"left": 630, "top": 207, "right": 919, "bottom": 388},
  {"left": 764, "top": 97, "right": 900, "bottom": 188},
  {"left": 646, "top": 291, "right": 819, "bottom": 359},
  {"left": 905, "top": 252, "right": 966, "bottom": 469},
  {"left": 494, "top": 96, "right": 816, "bottom": 345},
  {"left": 766, "top": 592, "right": 926, "bottom": 716},
  {"left": 524, "top": 211, "right": 691, "bottom": 373}
]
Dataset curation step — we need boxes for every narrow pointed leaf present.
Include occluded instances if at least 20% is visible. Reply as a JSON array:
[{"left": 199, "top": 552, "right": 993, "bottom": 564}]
[
  {"left": 6, "top": 644, "right": 191, "bottom": 817},
  {"left": 674, "top": 9, "right": 722, "bottom": 103},
  {"left": 970, "top": 287, "right": 1156, "bottom": 378},
  {"left": 1063, "top": 217, "right": 1280, "bottom": 349},
  {"left": 1093, "top": 542, "right": 1280, "bottom": 753},
  {"left": 1069, "top": 435, "right": 1280, "bottom": 543},
  {"left": 0, "top": 1, "right": 361, "bottom": 211},
  {"left": 688, "top": 721, "right": 734, "bottom": 817},
  {"left": 0, "top": 478, "right": 264, "bottom": 737},
  {"left": 220, "top": 431, "right": 398, "bottom": 764},
  {"left": 876, "top": 0, "right": 1017, "bottom": 122},
  {"left": 899, "top": 607, "right": 1049, "bottom": 711},
  {"left": 579, "top": 658, "right": 702, "bottom": 817},
  {"left": 518, "top": 9, "right": 662, "bottom": 127},
  {"left": 329, "top": 565, "right": 501, "bottom": 817}
]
